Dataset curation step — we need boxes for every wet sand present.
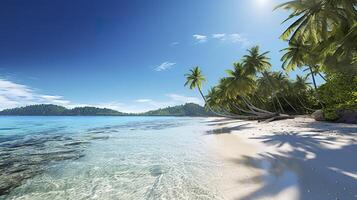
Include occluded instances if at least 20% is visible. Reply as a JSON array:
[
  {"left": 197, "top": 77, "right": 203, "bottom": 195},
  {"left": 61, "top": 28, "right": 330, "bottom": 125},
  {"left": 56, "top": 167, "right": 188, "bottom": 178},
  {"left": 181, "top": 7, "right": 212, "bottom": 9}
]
[{"left": 205, "top": 117, "right": 357, "bottom": 200}]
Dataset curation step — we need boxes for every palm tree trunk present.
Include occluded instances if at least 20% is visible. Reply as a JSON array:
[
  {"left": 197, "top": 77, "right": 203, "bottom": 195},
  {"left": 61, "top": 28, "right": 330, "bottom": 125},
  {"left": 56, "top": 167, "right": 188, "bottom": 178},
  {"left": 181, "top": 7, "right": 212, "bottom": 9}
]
[
  {"left": 309, "top": 66, "right": 318, "bottom": 90},
  {"left": 272, "top": 97, "right": 277, "bottom": 112},
  {"left": 230, "top": 103, "right": 254, "bottom": 114},
  {"left": 197, "top": 87, "right": 240, "bottom": 118},
  {"left": 318, "top": 72, "right": 327, "bottom": 82},
  {"left": 308, "top": 66, "right": 324, "bottom": 108},
  {"left": 196, "top": 88, "right": 282, "bottom": 120},
  {"left": 296, "top": 95, "right": 315, "bottom": 112},
  {"left": 241, "top": 96, "right": 274, "bottom": 115},
  {"left": 281, "top": 95, "right": 298, "bottom": 113},
  {"left": 274, "top": 94, "right": 285, "bottom": 113},
  {"left": 230, "top": 102, "right": 264, "bottom": 116},
  {"left": 255, "top": 95, "right": 267, "bottom": 110}
]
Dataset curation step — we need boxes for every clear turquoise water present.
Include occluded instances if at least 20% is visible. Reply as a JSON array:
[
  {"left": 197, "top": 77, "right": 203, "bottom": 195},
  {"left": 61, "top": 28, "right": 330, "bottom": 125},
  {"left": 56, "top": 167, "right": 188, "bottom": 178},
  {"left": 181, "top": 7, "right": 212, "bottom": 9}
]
[{"left": 0, "top": 116, "right": 223, "bottom": 200}]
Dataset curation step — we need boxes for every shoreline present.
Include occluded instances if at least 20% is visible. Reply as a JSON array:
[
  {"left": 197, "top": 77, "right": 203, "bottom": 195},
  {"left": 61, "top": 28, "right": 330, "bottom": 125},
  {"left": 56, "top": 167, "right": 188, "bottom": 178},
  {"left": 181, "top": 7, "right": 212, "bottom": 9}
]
[{"left": 205, "top": 117, "right": 357, "bottom": 200}]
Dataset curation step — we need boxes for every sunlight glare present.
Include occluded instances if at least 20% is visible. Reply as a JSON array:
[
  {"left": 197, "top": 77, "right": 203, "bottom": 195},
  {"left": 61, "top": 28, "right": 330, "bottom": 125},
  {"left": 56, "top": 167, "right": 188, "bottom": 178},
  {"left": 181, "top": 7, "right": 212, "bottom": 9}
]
[{"left": 256, "top": 0, "right": 270, "bottom": 7}]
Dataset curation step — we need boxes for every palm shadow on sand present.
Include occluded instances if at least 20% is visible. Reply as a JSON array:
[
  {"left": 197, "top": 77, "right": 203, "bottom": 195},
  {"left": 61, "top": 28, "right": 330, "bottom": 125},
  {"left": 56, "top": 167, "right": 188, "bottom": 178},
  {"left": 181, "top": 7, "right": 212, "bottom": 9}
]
[
  {"left": 205, "top": 123, "right": 252, "bottom": 135},
  {"left": 230, "top": 130, "right": 357, "bottom": 200}
]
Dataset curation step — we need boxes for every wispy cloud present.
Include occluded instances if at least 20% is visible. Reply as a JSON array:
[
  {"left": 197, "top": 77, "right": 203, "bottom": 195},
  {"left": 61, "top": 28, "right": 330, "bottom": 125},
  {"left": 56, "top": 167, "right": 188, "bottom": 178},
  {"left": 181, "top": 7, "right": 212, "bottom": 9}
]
[
  {"left": 135, "top": 99, "right": 153, "bottom": 103},
  {"left": 0, "top": 78, "right": 203, "bottom": 114},
  {"left": 211, "top": 33, "right": 250, "bottom": 46},
  {"left": 212, "top": 33, "right": 226, "bottom": 40},
  {"left": 133, "top": 93, "right": 203, "bottom": 113},
  {"left": 0, "top": 78, "right": 71, "bottom": 110},
  {"left": 192, "top": 33, "right": 250, "bottom": 46},
  {"left": 193, "top": 34, "right": 208, "bottom": 43},
  {"left": 170, "top": 42, "right": 179, "bottom": 46},
  {"left": 166, "top": 94, "right": 201, "bottom": 105},
  {"left": 154, "top": 62, "right": 176, "bottom": 71}
]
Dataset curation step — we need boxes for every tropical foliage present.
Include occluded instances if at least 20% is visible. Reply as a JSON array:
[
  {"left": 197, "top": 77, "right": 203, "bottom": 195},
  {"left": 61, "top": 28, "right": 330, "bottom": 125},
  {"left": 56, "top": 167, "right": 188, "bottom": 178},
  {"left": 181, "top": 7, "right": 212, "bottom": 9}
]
[
  {"left": 184, "top": 0, "right": 356, "bottom": 121},
  {"left": 143, "top": 103, "right": 213, "bottom": 116},
  {"left": 0, "top": 103, "right": 212, "bottom": 116},
  {"left": 185, "top": 46, "right": 318, "bottom": 120},
  {"left": 277, "top": 0, "right": 357, "bottom": 119},
  {"left": 0, "top": 104, "right": 126, "bottom": 116}
]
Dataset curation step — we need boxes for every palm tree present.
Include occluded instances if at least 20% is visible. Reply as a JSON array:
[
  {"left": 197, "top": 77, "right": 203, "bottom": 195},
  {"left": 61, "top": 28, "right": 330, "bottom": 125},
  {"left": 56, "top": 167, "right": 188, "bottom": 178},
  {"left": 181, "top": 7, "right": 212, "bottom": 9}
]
[
  {"left": 276, "top": 0, "right": 357, "bottom": 74},
  {"left": 280, "top": 41, "right": 320, "bottom": 90},
  {"left": 272, "top": 72, "right": 298, "bottom": 113},
  {"left": 224, "top": 62, "right": 256, "bottom": 98},
  {"left": 294, "top": 75, "right": 311, "bottom": 92},
  {"left": 184, "top": 66, "right": 206, "bottom": 101},
  {"left": 293, "top": 75, "right": 316, "bottom": 112},
  {"left": 223, "top": 62, "right": 275, "bottom": 116},
  {"left": 258, "top": 71, "right": 285, "bottom": 113},
  {"left": 280, "top": 40, "right": 306, "bottom": 72},
  {"left": 276, "top": 0, "right": 335, "bottom": 42},
  {"left": 242, "top": 46, "right": 271, "bottom": 76},
  {"left": 184, "top": 67, "right": 232, "bottom": 117}
]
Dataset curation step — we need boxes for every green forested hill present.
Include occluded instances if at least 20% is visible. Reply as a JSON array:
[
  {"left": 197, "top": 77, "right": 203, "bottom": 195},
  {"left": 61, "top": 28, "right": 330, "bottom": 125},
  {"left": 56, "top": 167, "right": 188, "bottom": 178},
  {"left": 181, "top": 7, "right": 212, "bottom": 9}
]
[
  {"left": 0, "top": 103, "right": 213, "bottom": 116},
  {"left": 0, "top": 104, "right": 126, "bottom": 116},
  {"left": 142, "top": 103, "right": 213, "bottom": 116}
]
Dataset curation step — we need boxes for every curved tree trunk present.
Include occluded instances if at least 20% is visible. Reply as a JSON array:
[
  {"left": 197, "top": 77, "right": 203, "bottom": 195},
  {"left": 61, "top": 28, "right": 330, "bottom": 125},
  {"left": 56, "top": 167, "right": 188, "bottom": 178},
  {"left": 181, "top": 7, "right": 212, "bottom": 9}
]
[
  {"left": 230, "top": 102, "right": 264, "bottom": 116},
  {"left": 308, "top": 66, "right": 324, "bottom": 108},
  {"left": 197, "top": 87, "right": 231, "bottom": 117},
  {"left": 196, "top": 87, "right": 279, "bottom": 120},
  {"left": 309, "top": 66, "right": 318, "bottom": 90},
  {"left": 281, "top": 95, "right": 298, "bottom": 113},
  {"left": 274, "top": 94, "right": 285, "bottom": 113},
  {"left": 241, "top": 96, "right": 275, "bottom": 115},
  {"left": 318, "top": 72, "right": 327, "bottom": 82},
  {"left": 296, "top": 95, "right": 316, "bottom": 112}
]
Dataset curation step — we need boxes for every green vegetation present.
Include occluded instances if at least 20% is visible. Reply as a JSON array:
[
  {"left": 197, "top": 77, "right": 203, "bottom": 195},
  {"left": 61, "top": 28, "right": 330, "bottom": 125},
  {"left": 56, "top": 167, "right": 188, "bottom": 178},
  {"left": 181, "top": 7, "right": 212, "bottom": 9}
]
[
  {"left": 185, "top": 47, "right": 317, "bottom": 121},
  {"left": 0, "top": 104, "right": 126, "bottom": 116},
  {"left": 184, "top": 0, "right": 356, "bottom": 122},
  {"left": 142, "top": 103, "right": 213, "bottom": 116},
  {"left": 277, "top": 0, "right": 357, "bottom": 120},
  {"left": 0, "top": 103, "right": 212, "bottom": 116}
]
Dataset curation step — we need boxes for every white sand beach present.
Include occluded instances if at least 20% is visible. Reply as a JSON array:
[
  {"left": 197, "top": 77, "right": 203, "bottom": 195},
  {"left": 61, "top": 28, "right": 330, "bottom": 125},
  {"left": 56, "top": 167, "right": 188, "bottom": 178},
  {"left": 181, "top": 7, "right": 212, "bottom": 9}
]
[{"left": 205, "top": 117, "right": 357, "bottom": 200}]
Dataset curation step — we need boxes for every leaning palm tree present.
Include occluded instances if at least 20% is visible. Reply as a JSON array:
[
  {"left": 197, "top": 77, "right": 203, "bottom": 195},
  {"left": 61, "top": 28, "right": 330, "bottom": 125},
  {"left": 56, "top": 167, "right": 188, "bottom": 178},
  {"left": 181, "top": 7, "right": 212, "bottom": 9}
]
[
  {"left": 280, "top": 41, "right": 320, "bottom": 90},
  {"left": 258, "top": 71, "right": 285, "bottom": 113},
  {"left": 276, "top": 0, "right": 357, "bottom": 74},
  {"left": 184, "top": 66, "right": 206, "bottom": 101},
  {"left": 224, "top": 62, "right": 256, "bottom": 98},
  {"left": 184, "top": 67, "right": 231, "bottom": 117},
  {"left": 225, "top": 63, "right": 275, "bottom": 115},
  {"left": 293, "top": 75, "right": 316, "bottom": 112}
]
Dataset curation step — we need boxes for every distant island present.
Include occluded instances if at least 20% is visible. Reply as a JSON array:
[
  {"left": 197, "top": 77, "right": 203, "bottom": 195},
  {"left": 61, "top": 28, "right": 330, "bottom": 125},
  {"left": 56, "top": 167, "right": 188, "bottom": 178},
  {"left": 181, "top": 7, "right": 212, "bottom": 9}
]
[{"left": 0, "top": 103, "right": 213, "bottom": 117}]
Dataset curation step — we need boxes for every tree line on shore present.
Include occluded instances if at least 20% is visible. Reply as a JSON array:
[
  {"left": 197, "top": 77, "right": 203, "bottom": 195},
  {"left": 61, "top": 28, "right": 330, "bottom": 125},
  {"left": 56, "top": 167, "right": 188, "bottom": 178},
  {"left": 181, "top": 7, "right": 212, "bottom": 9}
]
[
  {"left": 0, "top": 103, "right": 212, "bottom": 116},
  {"left": 185, "top": 0, "right": 356, "bottom": 122}
]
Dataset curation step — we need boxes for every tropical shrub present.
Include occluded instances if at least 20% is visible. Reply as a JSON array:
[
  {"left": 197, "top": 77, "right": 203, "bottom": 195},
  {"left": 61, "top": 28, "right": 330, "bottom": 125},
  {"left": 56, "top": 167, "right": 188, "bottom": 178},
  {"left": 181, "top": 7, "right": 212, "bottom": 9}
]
[{"left": 318, "top": 73, "right": 357, "bottom": 120}]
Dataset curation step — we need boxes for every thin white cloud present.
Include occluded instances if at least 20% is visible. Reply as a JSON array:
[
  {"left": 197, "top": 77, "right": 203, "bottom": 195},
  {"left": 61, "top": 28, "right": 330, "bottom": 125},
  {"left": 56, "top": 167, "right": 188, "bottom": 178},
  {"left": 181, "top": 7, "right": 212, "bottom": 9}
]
[
  {"left": 0, "top": 79, "right": 71, "bottom": 110},
  {"left": 170, "top": 42, "right": 179, "bottom": 46},
  {"left": 154, "top": 62, "right": 176, "bottom": 71},
  {"left": 212, "top": 33, "right": 226, "bottom": 40},
  {"left": 229, "top": 33, "right": 250, "bottom": 45},
  {"left": 193, "top": 34, "right": 208, "bottom": 43},
  {"left": 211, "top": 33, "right": 250, "bottom": 46},
  {"left": 0, "top": 78, "right": 204, "bottom": 114},
  {"left": 0, "top": 79, "right": 124, "bottom": 112},
  {"left": 166, "top": 94, "right": 202, "bottom": 105},
  {"left": 135, "top": 99, "right": 153, "bottom": 103},
  {"left": 133, "top": 93, "right": 203, "bottom": 113}
]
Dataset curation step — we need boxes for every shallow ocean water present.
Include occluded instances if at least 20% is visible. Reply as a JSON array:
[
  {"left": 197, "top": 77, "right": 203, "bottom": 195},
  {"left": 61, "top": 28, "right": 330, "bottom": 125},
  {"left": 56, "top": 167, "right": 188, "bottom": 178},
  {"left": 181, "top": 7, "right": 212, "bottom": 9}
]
[{"left": 0, "top": 116, "right": 223, "bottom": 200}]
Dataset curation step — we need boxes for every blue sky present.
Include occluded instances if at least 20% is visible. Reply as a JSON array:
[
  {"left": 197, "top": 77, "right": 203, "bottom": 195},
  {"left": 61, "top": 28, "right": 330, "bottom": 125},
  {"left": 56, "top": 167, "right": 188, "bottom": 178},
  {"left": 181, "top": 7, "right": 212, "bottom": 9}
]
[{"left": 0, "top": 0, "right": 320, "bottom": 112}]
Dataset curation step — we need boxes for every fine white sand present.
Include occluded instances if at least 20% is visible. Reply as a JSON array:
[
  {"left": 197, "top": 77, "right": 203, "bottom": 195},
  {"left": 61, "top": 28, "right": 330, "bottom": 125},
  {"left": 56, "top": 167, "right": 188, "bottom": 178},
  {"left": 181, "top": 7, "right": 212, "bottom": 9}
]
[{"left": 204, "top": 117, "right": 357, "bottom": 200}]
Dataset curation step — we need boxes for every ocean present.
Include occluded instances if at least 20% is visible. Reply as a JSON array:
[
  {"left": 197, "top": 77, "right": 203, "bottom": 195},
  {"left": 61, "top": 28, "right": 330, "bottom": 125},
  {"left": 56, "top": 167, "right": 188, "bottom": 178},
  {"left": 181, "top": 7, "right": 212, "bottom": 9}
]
[{"left": 0, "top": 116, "right": 223, "bottom": 200}]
